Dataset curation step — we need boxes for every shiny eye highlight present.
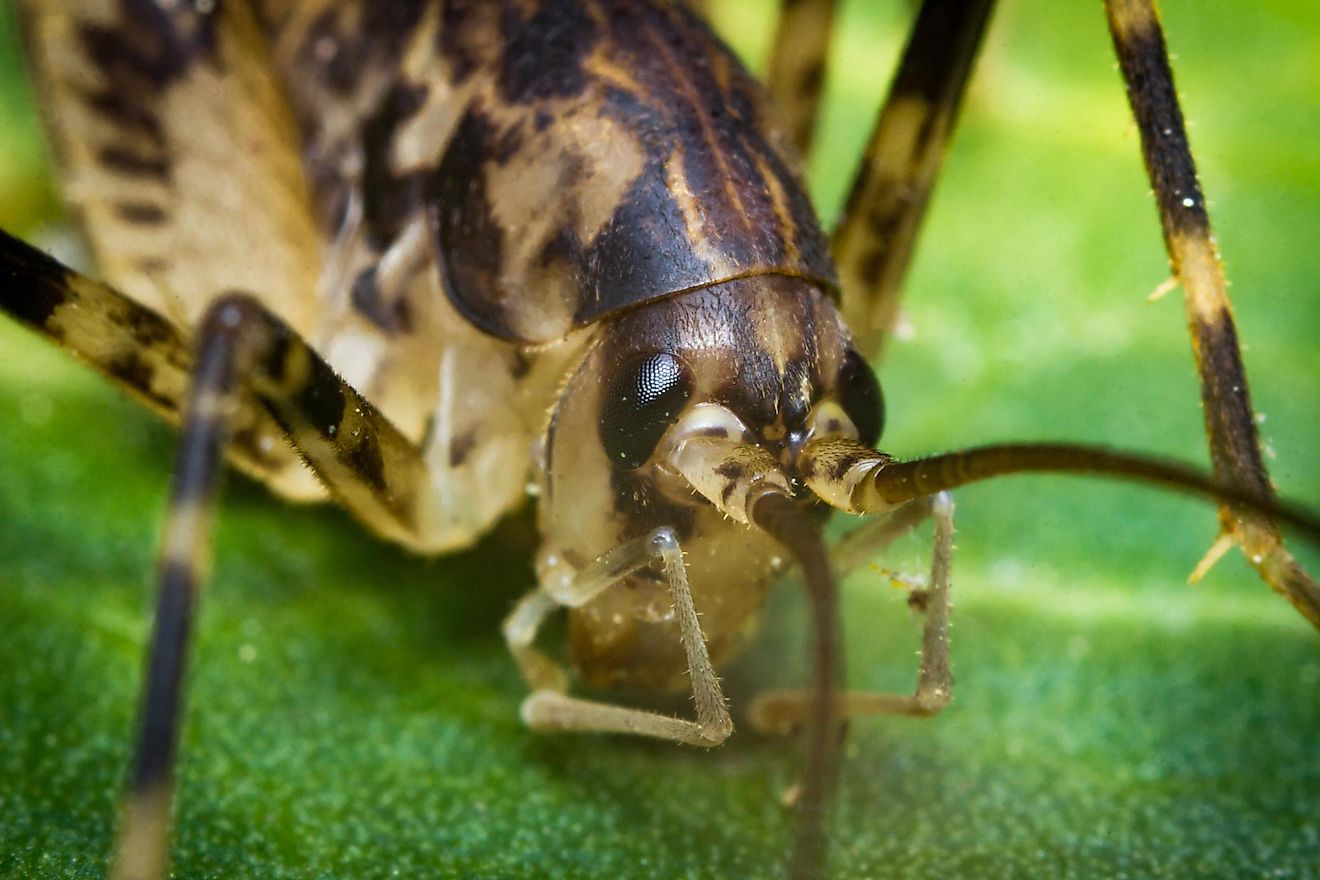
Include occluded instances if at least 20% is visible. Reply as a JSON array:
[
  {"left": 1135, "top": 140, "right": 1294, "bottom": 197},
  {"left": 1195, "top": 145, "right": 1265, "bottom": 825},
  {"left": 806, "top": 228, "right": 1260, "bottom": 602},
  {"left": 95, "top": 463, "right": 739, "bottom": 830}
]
[
  {"left": 837, "top": 349, "right": 884, "bottom": 447},
  {"left": 599, "top": 352, "right": 695, "bottom": 469}
]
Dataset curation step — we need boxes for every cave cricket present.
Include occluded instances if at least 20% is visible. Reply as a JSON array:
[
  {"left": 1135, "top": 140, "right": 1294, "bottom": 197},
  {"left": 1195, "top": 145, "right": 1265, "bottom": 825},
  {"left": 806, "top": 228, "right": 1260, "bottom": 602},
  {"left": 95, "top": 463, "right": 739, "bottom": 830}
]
[{"left": 2, "top": 1, "right": 1319, "bottom": 879}]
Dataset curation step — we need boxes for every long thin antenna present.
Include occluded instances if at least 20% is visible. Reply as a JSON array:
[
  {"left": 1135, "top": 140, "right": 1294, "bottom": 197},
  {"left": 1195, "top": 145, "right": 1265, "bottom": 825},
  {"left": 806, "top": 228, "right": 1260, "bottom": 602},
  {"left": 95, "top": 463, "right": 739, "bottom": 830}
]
[
  {"left": 864, "top": 443, "right": 1320, "bottom": 545},
  {"left": 801, "top": 437, "right": 1320, "bottom": 626},
  {"left": 750, "top": 490, "right": 840, "bottom": 880}
]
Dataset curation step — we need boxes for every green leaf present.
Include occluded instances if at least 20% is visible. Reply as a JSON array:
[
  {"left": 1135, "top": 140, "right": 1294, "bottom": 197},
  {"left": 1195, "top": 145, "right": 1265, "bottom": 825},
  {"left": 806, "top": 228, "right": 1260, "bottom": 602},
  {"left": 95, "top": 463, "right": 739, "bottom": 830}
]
[{"left": 2, "top": 2, "right": 1317, "bottom": 878}]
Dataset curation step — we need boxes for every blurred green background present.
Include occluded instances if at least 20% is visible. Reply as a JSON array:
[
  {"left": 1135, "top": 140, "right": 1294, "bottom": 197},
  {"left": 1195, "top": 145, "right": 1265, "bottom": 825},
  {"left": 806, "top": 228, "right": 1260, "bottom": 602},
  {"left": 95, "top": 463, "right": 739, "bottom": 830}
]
[{"left": 1, "top": 1, "right": 1317, "bottom": 877}]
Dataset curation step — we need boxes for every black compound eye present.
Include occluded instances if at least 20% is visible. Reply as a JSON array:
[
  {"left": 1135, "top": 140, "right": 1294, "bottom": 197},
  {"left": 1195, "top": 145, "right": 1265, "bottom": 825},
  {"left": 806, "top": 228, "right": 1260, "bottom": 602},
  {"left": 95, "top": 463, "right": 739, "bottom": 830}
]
[
  {"left": 837, "top": 349, "right": 885, "bottom": 447},
  {"left": 599, "top": 352, "right": 695, "bottom": 470}
]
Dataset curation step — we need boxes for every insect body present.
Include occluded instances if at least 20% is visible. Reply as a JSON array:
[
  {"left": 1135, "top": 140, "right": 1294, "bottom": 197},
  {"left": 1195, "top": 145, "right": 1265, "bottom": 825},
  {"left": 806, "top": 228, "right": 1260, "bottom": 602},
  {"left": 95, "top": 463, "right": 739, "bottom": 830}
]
[{"left": 1, "top": 1, "right": 1318, "bottom": 879}]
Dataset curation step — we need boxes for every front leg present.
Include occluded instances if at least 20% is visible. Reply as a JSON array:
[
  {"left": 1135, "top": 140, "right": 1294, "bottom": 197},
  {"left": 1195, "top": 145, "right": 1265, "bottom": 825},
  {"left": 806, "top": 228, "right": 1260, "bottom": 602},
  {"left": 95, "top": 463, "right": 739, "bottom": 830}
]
[
  {"left": 503, "top": 527, "right": 733, "bottom": 747},
  {"left": 750, "top": 492, "right": 955, "bottom": 733}
]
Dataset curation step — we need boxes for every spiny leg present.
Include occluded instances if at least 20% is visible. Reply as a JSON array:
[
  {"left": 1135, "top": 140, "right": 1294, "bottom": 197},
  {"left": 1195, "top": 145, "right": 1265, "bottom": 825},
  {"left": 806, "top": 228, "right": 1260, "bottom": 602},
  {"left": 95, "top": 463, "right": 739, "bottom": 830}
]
[
  {"left": 750, "top": 493, "right": 955, "bottom": 734},
  {"left": 505, "top": 527, "right": 734, "bottom": 747},
  {"left": 832, "top": 0, "right": 996, "bottom": 355},
  {"left": 0, "top": 231, "right": 301, "bottom": 486},
  {"left": 1104, "top": 0, "right": 1320, "bottom": 626},
  {"left": 765, "top": 0, "right": 838, "bottom": 158},
  {"left": 104, "top": 290, "right": 438, "bottom": 880},
  {"left": 110, "top": 296, "right": 264, "bottom": 880},
  {"left": 0, "top": 235, "right": 439, "bottom": 878},
  {"left": 0, "top": 232, "right": 428, "bottom": 547}
]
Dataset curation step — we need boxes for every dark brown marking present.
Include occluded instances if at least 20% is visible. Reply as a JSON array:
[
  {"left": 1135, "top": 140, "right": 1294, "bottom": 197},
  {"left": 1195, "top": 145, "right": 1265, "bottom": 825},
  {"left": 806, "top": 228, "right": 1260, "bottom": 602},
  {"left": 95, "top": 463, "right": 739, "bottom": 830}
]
[
  {"left": 510, "top": 348, "right": 535, "bottom": 379},
  {"left": 0, "top": 230, "right": 72, "bottom": 329},
  {"left": 799, "top": 58, "right": 826, "bottom": 99},
  {"left": 301, "top": 3, "right": 426, "bottom": 96},
  {"left": 98, "top": 145, "right": 171, "bottom": 181},
  {"left": 489, "top": 119, "right": 527, "bottom": 165},
  {"left": 438, "top": 3, "right": 492, "bottom": 85},
  {"left": 79, "top": 0, "right": 221, "bottom": 95},
  {"left": 448, "top": 428, "right": 479, "bottom": 468},
  {"left": 105, "top": 351, "right": 173, "bottom": 412},
  {"left": 718, "top": 459, "right": 749, "bottom": 506},
  {"left": 115, "top": 201, "right": 168, "bottom": 225},
  {"left": 610, "top": 467, "right": 697, "bottom": 545},
  {"left": 134, "top": 257, "right": 171, "bottom": 275},
  {"left": 431, "top": 110, "right": 510, "bottom": 335},
  {"left": 350, "top": 266, "right": 413, "bottom": 334},
  {"left": 346, "top": 433, "right": 388, "bottom": 495},
  {"left": 574, "top": 166, "right": 710, "bottom": 328},
  {"left": 360, "top": 81, "right": 429, "bottom": 249},
  {"left": 133, "top": 558, "right": 195, "bottom": 792},
  {"left": 124, "top": 305, "right": 178, "bottom": 349},
  {"left": 1108, "top": 12, "right": 1211, "bottom": 238},
  {"left": 827, "top": 451, "right": 862, "bottom": 482},
  {"left": 78, "top": 88, "right": 167, "bottom": 147},
  {"left": 295, "top": 357, "right": 349, "bottom": 440},
  {"left": 1195, "top": 309, "right": 1273, "bottom": 501},
  {"left": 498, "top": 1, "right": 600, "bottom": 104},
  {"left": 716, "top": 460, "right": 747, "bottom": 480}
]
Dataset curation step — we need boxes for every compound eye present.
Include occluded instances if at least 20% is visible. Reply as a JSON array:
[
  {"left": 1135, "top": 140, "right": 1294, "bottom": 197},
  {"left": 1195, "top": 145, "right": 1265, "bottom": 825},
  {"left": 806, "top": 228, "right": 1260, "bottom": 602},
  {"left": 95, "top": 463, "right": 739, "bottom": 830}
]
[
  {"left": 837, "top": 349, "right": 885, "bottom": 447},
  {"left": 599, "top": 352, "right": 695, "bottom": 469}
]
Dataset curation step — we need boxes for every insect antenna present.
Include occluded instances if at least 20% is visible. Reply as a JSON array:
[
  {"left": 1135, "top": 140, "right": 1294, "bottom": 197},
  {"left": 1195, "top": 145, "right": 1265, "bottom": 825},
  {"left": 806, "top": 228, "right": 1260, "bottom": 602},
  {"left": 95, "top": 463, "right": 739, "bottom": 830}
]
[
  {"left": 749, "top": 489, "right": 841, "bottom": 880},
  {"left": 802, "top": 439, "right": 1320, "bottom": 623}
]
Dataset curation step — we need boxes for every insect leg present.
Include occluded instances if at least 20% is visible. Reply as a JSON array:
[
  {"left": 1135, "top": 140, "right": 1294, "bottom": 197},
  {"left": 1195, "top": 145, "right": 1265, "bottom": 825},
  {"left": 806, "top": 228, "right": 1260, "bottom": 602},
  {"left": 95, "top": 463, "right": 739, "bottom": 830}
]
[
  {"left": 765, "top": 0, "right": 838, "bottom": 157},
  {"left": 749, "top": 493, "right": 955, "bottom": 734},
  {"left": 106, "top": 288, "right": 438, "bottom": 879},
  {"left": 109, "top": 296, "right": 265, "bottom": 880},
  {"left": 0, "top": 231, "right": 317, "bottom": 497},
  {"left": 502, "top": 590, "right": 570, "bottom": 694},
  {"left": 1, "top": 233, "right": 441, "bottom": 876},
  {"left": 513, "top": 528, "right": 734, "bottom": 747},
  {"left": 830, "top": 494, "right": 936, "bottom": 577},
  {"left": 832, "top": 0, "right": 996, "bottom": 354},
  {"left": 1103, "top": 0, "right": 1320, "bottom": 625}
]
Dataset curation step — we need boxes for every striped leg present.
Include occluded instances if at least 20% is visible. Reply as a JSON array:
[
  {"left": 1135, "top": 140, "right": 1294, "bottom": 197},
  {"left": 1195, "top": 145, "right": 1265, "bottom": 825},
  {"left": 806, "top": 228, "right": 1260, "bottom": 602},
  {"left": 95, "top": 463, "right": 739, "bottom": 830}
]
[
  {"left": 832, "top": 0, "right": 996, "bottom": 354},
  {"left": 105, "top": 290, "right": 433, "bottom": 880},
  {"left": 765, "top": 0, "right": 838, "bottom": 157},
  {"left": 0, "top": 234, "right": 434, "bottom": 879},
  {"left": 1104, "top": 0, "right": 1320, "bottom": 625},
  {"left": 0, "top": 231, "right": 317, "bottom": 498},
  {"left": 108, "top": 291, "right": 434, "bottom": 879},
  {"left": 110, "top": 297, "right": 261, "bottom": 880}
]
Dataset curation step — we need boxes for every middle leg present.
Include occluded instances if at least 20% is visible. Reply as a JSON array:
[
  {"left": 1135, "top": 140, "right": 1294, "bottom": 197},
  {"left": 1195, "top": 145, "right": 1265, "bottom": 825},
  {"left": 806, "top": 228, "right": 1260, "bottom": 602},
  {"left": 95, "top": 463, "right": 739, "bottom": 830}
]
[{"left": 832, "top": 0, "right": 997, "bottom": 354}]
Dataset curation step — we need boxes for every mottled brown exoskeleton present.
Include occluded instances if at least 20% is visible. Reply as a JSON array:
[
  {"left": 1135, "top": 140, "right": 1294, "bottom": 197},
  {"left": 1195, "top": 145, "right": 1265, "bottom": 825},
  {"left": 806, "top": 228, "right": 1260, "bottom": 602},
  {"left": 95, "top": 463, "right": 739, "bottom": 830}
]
[{"left": 2, "top": 1, "right": 1318, "bottom": 878}]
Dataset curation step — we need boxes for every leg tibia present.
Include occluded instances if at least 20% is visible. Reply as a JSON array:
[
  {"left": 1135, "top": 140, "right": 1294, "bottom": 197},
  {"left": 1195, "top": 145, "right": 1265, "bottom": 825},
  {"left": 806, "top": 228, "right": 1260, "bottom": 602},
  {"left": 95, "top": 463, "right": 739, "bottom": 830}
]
[
  {"left": 506, "top": 528, "right": 733, "bottom": 747},
  {"left": 1103, "top": 0, "right": 1320, "bottom": 626},
  {"left": 750, "top": 493, "right": 955, "bottom": 734}
]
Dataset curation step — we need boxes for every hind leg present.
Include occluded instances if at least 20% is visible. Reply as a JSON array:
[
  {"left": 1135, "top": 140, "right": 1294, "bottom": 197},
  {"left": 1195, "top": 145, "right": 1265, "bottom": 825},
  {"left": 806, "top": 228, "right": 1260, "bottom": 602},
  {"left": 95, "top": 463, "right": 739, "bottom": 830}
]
[
  {"left": 0, "top": 235, "right": 451, "bottom": 880},
  {"left": 1103, "top": 0, "right": 1320, "bottom": 625}
]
